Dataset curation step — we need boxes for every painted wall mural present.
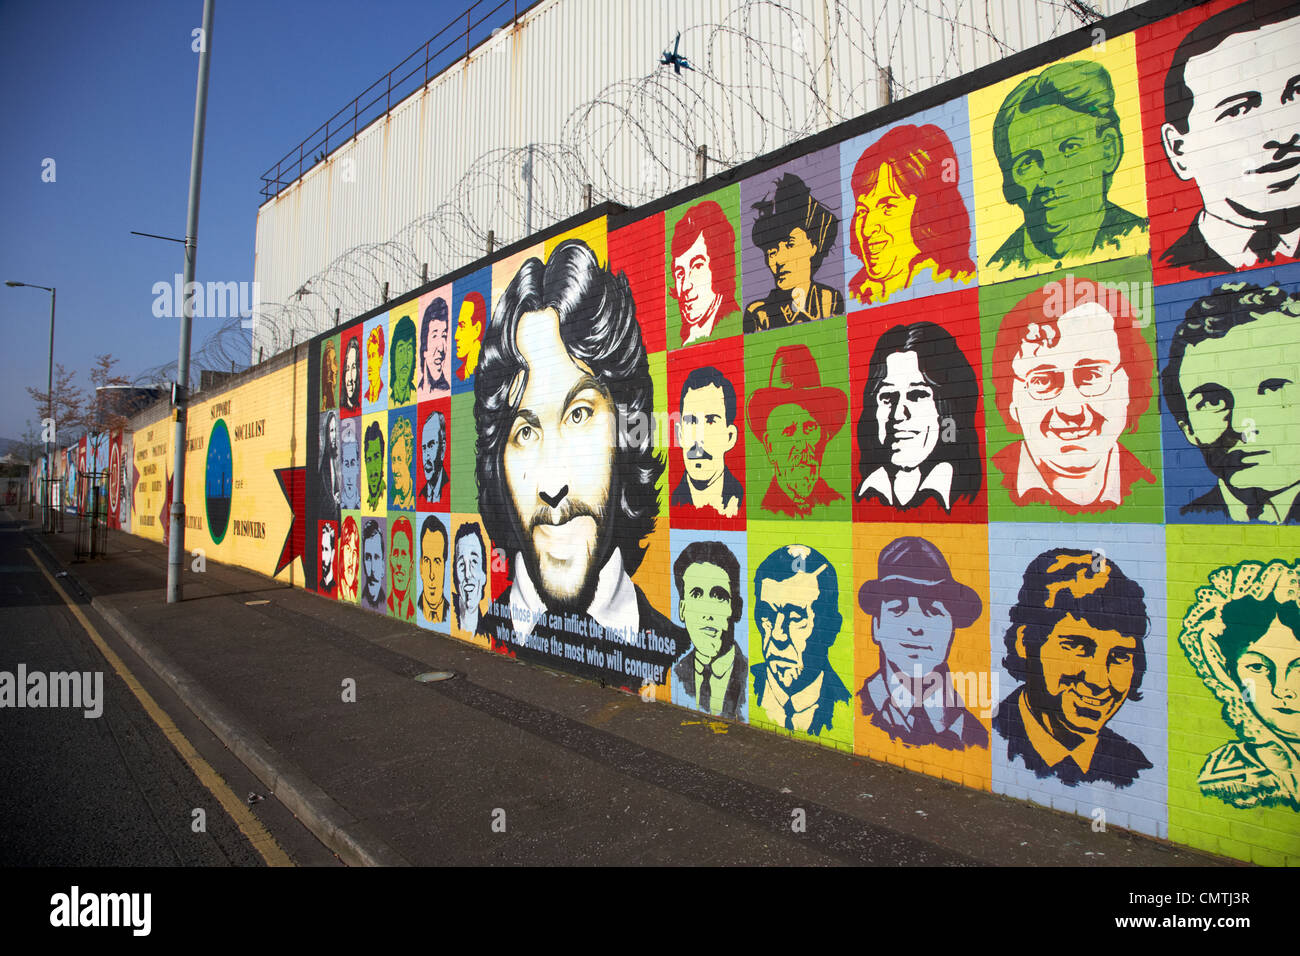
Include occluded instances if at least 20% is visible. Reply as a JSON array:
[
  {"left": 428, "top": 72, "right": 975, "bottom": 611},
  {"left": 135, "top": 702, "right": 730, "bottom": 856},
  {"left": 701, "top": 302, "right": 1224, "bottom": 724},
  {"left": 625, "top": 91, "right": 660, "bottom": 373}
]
[{"left": 89, "top": 0, "right": 1298, "bottom": 867}]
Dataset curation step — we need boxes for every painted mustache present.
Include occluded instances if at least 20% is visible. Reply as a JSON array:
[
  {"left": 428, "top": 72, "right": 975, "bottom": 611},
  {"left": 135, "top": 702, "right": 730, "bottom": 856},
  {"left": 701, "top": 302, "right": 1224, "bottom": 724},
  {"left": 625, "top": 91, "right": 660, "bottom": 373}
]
[
  {"left": 527, "top": 498, "right": 605, "bottom": 534},
  {"left": 686, "top": 443, "right": 713, "bottom": 460}
]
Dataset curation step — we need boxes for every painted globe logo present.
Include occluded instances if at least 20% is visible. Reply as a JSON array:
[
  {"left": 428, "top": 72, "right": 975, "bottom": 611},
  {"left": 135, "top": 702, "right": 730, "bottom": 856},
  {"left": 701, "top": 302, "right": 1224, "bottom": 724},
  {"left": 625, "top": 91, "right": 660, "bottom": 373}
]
[{"left": 205, "top": 419, "right": 233, "bottom": 543}]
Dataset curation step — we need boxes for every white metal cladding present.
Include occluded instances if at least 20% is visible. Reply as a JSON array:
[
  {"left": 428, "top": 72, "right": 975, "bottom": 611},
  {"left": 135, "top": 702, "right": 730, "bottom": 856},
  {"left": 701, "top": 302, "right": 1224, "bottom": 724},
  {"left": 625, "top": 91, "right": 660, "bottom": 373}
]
[{"left": 250, "top": 0, "right": 1141, "bottom": 362}]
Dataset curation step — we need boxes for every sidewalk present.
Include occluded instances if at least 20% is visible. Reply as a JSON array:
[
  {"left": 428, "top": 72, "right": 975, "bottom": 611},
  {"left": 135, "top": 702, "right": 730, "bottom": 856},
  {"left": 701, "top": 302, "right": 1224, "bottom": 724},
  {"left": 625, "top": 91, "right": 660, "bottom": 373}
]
[{"left": 20, "top": 510, "right": 1229, "bottom": 866}]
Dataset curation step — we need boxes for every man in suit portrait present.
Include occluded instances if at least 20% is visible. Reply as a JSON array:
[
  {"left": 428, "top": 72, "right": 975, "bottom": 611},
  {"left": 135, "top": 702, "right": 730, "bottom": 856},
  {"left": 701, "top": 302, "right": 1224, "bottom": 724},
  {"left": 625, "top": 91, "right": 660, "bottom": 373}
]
[
  {"left": 751, "top": 544, "right": 850, "bottom": 736},
  {"left": 672, "top": 366, "right": 743, "bottom": 518},
  {"left": 1161, "top": 281, "right": 1300, "bottom": 523},
  {"left": 672, "top": 540, "right": 747, "bottom": 719},
  {"left": 1158, "top": 1, "right": 1300, "bottom": 274}
]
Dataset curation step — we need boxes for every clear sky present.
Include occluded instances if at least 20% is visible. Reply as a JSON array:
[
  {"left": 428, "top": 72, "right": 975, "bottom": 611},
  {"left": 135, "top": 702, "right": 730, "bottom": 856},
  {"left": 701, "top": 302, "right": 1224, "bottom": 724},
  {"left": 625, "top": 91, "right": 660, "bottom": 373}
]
[{"left": 0, "top": 0, "right": 483, "bottom": 441}]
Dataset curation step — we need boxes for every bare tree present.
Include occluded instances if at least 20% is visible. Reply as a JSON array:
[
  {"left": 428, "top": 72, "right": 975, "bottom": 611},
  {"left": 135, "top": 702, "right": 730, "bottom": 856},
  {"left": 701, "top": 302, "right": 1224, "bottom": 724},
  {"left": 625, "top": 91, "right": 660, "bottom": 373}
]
[
  {"left": 25, "top": 362, "right": 85, "bottom": 447},
  {"left": 83, "top": 354, "right": 132, "bottom": 434}
]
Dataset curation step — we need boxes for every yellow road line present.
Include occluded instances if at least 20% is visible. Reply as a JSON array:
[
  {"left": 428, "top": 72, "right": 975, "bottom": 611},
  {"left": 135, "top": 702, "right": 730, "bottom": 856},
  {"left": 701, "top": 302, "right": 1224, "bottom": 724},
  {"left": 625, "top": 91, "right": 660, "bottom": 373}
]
[{"left": 27, "top": 548, "right": 295, "bottom": 868}]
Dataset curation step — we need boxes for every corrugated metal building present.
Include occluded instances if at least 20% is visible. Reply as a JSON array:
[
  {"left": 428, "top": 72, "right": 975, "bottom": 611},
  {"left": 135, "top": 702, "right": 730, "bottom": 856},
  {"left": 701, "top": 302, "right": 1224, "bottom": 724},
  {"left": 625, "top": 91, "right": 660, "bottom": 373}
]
[{"left": 251, "top": 0, "right": 1138, "bottom": 361}]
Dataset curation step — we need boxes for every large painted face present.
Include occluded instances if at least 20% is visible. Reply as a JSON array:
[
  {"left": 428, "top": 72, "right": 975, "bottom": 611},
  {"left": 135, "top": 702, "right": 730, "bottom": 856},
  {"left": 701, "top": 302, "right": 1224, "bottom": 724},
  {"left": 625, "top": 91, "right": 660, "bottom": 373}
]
[
  {"left": 421, "top": 527, "right": 446, "bottom": 608},
  {"left": 757, "top": 568, "right": 826, "bottom": 691},
  {"left": 874, "top": 595, "right": 954, "bottom": 679},
  {"left": 455, "top": 532, "right": 486, "bottom": 613},
  {"left": 1177, "top": 310, "right": 1299, "bottom": 497},
  {"left": 875, "top": 350, "right": 940, "bottom": 470},
  {"left": 854, "top": 162, "right": 921, "bottom": 282},
  {"left": 341, "top": 437, "right": 359, "bottom": 505},
  {"left": 365, "top": 436, "right": 384, "bottom": 499},
  {"left": 677, "top": 384, "right": 736, "bottom": 487},
  {"left": 1010, "top": 303, "right": 1129, "bottom": 484},
  {"left": 673, "top": 231, "right": 718, "bottom": 326},
  {"left": 1164, "top": 17, "right": 1300, "bottom": 223},
  {"left": 679, "top": 561, "right": 733, "bottom": 661},
  {"left": 363, "top": 531, "right": 385, "bottom": 600},
  {"left": 1235, "top": 616, "right": 1300, "bottom": 742},
  {"left": 503, "top": 309, "right": 615, "bottom": 607},
  {"left": 763, "top": 401, "right": 822, "bottom": 502},
  {"left": 392, "top": 429, "right": 413, "bottom": 500},
  {"left": 425, "top": 317, "right": 449, "bottom": 383},
  {"left": 765, "top": 226, "right": 816, "bottom": 293},
  {"left": 390, "top": 526, "right": 412, "bottom": 594},
  {"left": 422, "top": 414, "right": 444, "bottom": 484},
  {"left": 1007, "top": 104, "right": 1118, "bottom": 250},
  {"left": 1024, "top": 613, "right": 1136, "bottom": 738},
  {"left": 343, "top": 343, "right": 360, "bottom": 404}
]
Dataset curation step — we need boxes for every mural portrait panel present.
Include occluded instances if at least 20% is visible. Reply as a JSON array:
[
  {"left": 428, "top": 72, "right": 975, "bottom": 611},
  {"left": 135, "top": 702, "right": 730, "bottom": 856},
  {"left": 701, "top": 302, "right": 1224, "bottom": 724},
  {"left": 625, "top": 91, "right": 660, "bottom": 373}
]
[
  {"left": 1157, "top": 270, "right": 1300, "bottom": 524},
  {"left": 741, "top": 148, "right": 845, "bottom": 332},
  {"left": 360, "top": 516, "right": 387, "bottom": 613},
  {"left": 473, "top": 239, "right": 685, "bottom": 689},
  {"left": 670, "top": 530, "right": 749, "bottom": 721},
  {"left": 983, "top": 262, "right": 1161, "bottom": 520},
  {"left": 841, "top": 101, "right": 977, "bottom": 308},
  {"left": 1139, "top": 0, "right": 1300, "bottom": 282},
  {"left": 340, "top": 324, "right": 363, "bottom": 417},
  {"left": 416, "top": 288, "right": 453, "bottom": 402},
  {"left": 666, "top": 189, "right": 742, "bottom": 348},
  {"left": 971, "top": 34, "right": 1149, "bottom": 284},
  {"left": 667, "top": 335, "right": 746, "bottom": 527},
  {"left": 388, "top": 302, "right": 419, "bottom": 408}
]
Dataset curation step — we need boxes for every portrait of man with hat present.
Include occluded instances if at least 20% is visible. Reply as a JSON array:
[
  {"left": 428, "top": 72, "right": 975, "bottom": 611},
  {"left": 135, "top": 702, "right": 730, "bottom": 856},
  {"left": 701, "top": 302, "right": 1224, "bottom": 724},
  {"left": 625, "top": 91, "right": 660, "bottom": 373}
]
[
  {"left": 857, "top": 537, "right": 989, "bottom": 751},
  {"left": 744, "top": 173, "right": 844, "bottom": 332},
  {"left": 748, "top": 343, "right": 848, "bottom": 518}
]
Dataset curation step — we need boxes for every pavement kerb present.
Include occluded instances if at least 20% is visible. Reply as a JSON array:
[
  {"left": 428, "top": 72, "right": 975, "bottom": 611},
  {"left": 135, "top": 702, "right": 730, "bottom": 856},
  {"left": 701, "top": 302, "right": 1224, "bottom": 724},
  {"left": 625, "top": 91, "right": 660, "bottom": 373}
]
[{"left": 27, "top": 530, "right": 410, "bottom": 867}]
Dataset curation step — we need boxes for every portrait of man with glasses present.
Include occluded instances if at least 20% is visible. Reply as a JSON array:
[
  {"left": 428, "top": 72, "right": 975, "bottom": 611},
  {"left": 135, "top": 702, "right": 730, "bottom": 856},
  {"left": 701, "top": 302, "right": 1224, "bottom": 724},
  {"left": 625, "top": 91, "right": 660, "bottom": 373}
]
[{"left": 991, "top": 277, "right": 1156, "bottom": 513}]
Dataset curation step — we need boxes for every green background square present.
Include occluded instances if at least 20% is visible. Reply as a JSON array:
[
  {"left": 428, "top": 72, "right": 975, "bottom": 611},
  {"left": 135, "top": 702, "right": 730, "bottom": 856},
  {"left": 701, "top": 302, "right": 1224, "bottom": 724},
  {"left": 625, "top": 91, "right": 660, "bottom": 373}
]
[
  {"left": 747, "top": 519, "right": 854, "bottom": 752},
  {"left": 665, "top": 185, "right": 743, "bottom": 350},
  {"left": 979, "top": 256, "right": 1163, "bottom": 524},
  {"left": 744, "top": 315, "right": 851, "bottom": 524},
  {"left": 450, "top": 391, "right": 477, "bottom": 515},
  {"left": 1166, "top": 524, "right": 1300, "bottom": 866}
]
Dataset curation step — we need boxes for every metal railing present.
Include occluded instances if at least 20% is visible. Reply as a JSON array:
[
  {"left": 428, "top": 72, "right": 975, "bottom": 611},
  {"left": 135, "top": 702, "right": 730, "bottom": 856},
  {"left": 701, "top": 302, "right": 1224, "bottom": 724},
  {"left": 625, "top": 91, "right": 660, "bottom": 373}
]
[{"left": 260, "top": 0, "right": 538, "bottom": 201}]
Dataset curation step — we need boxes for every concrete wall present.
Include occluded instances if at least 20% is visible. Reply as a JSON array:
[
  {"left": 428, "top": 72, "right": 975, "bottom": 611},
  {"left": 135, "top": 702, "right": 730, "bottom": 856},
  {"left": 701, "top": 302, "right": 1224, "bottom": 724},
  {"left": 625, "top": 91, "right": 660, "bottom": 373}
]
[{"left": 108, "top": 0, "right": 1298, "bottom": 865}]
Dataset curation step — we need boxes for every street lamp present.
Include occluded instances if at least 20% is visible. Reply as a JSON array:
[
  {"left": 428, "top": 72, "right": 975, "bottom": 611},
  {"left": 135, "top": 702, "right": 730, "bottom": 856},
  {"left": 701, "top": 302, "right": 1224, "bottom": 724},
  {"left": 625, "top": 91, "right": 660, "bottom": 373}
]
[{"left": 6, "top": 280, "right": 56, "bottom": 532}]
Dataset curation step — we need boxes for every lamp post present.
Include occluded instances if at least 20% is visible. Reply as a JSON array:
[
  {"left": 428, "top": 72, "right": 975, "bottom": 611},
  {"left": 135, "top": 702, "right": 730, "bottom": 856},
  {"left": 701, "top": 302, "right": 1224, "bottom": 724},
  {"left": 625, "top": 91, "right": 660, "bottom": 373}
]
[{"left": 6, "top": 280, "right": 56, "bottom": 531}]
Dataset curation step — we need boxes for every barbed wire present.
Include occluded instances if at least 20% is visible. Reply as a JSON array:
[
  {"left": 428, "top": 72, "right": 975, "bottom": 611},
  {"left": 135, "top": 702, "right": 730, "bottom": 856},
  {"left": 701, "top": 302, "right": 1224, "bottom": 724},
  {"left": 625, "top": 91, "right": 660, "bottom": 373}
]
[{"left": 157, "top": 0, "right": 1137, "bottom": 385}]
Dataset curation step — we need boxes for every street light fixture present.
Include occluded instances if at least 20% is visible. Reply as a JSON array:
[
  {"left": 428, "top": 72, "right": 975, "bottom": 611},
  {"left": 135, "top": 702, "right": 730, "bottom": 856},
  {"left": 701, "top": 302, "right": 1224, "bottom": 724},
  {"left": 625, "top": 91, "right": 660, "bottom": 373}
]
[{"left": 6, "top": 280, "right": 56, "bottom": 531}]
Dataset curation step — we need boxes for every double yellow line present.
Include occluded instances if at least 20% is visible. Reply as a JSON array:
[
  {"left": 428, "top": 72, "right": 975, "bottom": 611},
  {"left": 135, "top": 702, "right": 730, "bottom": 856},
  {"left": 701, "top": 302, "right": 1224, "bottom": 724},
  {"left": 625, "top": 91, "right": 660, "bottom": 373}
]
[{"left": 27, "top": 548, "right": 294, "bottom": 867}]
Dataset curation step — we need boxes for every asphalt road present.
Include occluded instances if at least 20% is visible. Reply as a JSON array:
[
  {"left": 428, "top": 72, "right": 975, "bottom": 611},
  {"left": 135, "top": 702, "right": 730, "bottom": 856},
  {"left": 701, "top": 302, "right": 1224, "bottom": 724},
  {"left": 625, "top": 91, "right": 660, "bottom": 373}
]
[{"left": 0, "top": 511, "right": 337, "bottom": 866}]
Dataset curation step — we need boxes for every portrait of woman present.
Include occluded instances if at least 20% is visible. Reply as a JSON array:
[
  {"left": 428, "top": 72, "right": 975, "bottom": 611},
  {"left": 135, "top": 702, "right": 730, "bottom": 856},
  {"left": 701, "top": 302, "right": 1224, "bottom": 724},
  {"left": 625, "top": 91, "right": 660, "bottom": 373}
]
[
  {"left": 848, "top": 123, "right": 975, "bottom": 306},
  {"left": 1178, "top": 559, "right": 1300, "bottom": 810}
]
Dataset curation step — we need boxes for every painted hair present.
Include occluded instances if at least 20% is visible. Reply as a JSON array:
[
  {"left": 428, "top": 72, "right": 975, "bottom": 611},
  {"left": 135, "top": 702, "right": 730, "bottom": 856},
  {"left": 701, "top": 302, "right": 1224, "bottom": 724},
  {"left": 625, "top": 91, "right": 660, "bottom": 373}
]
[
  {"left": 674, "top": 539, "right": 743, "bottom": 629},
  {"left": 993, "top": 60, "right": 1122, "bottom": 206},
  {"left": 1002, "top": 548, "right": 1149, "bottom": 699},
  {"left": 1161, "top": 282, "right": 1300, "bottom": 428},
  {"left": 849, "top": 124, "right": 975, "bottom": 290}
]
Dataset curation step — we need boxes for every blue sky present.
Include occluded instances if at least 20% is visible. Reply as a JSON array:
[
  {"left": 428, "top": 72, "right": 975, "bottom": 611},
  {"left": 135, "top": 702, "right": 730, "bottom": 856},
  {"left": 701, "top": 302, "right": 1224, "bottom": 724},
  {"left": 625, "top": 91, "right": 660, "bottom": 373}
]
[{"left": 0, "top": 0, "right": 481, "bottom": 440}]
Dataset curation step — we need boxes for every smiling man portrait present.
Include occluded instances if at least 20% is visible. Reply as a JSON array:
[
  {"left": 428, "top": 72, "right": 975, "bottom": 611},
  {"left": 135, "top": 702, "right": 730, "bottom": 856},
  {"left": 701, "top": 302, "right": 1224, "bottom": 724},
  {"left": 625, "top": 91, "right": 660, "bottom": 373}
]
[
  {"left": 992, "top": 278, "right": 1155, "bottom": 513},
  {"left": 994, "top": 548, "right": 1152, "bottom": 788}
]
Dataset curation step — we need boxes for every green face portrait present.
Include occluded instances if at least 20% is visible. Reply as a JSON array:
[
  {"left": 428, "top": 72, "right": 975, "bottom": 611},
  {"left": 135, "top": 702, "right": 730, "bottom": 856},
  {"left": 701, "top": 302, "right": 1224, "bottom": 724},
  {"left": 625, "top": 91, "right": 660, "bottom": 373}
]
[
  {"left": 392, "top": 338, "right": 415, "bottom": 403},
  {"left": 679, "top": 561, "right": 733, "bottom": 661},
  {"left": 365, "top": 436, "right": 384, "bottom": 498},
  {"left": 763, "top": 401, "right": 823, "bottom": 502},
  {"left": 1006, "top": 103, "right": 1118, "bottom": 254},
  {"left": 1177, "top": 309, "right": 1300, "bottom": 497}
]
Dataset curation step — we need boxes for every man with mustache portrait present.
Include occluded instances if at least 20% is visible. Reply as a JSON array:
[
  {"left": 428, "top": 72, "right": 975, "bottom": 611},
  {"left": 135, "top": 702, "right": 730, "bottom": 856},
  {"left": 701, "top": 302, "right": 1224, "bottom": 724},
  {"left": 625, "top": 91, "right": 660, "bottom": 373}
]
[
  {"left": 672, "top": 366, "right": 743, "bottom": 518},
  {"left": 748, "top": 344, "right": 847, "bottom": 518}
]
